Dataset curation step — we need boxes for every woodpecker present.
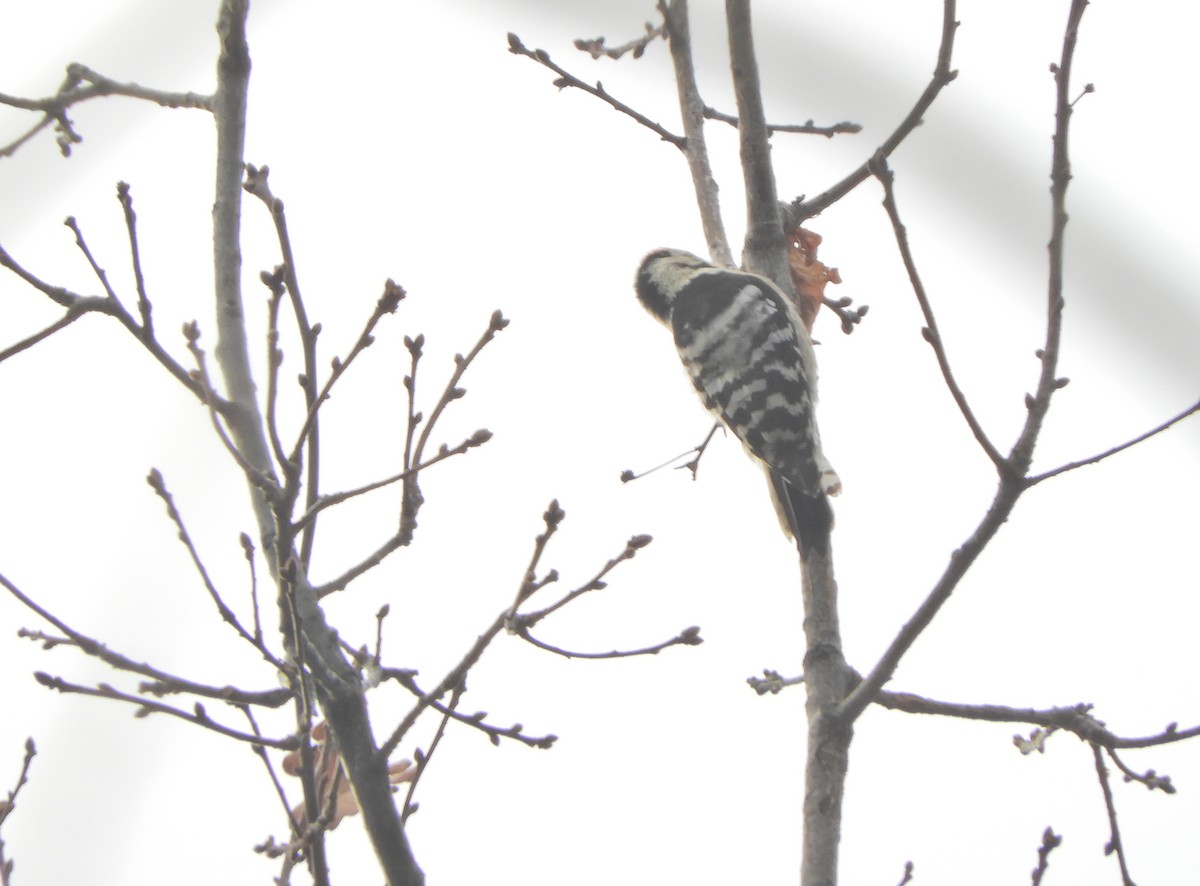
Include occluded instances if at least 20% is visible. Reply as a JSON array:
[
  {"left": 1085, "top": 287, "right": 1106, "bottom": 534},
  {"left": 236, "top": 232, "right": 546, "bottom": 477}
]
[{"left": 634, "top": 248, "right": 840, "bottom": 554}]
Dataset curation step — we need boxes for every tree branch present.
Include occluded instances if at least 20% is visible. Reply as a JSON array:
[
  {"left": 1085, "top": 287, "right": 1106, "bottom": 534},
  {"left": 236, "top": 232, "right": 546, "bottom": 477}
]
[
  {"left": 507, "top": 33, "right": 685, "bottom": 148},
  {"left": 837, "top": 0, "right": 1092, "bottom": 728},
  {"left": 871, "top": 154, "right": 1005, "bottom": 469},
  {"left": 790, "top": 0, "right": 958, "bottom": 222},
  {"left": 0, "top": 63, "right": 210, "bottom": 159},
  {"left": 661, "top": 0, "right": 733, "bottom": 266},
  {"left": 1027, "top": 396, "right": 1200, "bottom": 485},
  {"left": 702, "top": 104, "right": 861, "bottom": 138},
  {"left": 1092, "top": 743, "right": 1136, "bottom": 886}
]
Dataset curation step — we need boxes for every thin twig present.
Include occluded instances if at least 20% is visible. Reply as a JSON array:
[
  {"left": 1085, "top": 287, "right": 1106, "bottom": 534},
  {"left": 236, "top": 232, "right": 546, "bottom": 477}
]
[
  {"left": 1008, "top": 0, "right": 1087, "bottom": 478},
  {"left": 401, "top": 682, "right": 463, "bottom": 824},
  {"left": 379, "top": 500, "right": 645, "bottom": 760},
  {"left": 1092, "top": 743, "right": 1136, "bottom": 886},
  {"left": 1027, "top": 397, "right": 1200, "bottom": 485},
  {"left": 65, "top": 215, "right": 125, "bottom": 306},
  {"left": 0, "top": 240, "right": 222, "bottom": 405},
  {"left": 279, "top": 566, "right": 331, "bottom": 886},
  {"left": 1031, "top": 827, "right": 1063, "bottom": 886},
  {"left": 243, "top": 164, "right": 325, "bottom": 566},
  {"left": 872, "top": 154, "right": 1005, "bottom": 468},
  {"left": 32, "top": 672, "right": 297, "bottom": 749},
  {"left": 1105, "top": 746, "right": 1174, "bottom": 793},
  {"left": 241, "top": 706, "right": 304, "bottom": 838},
  {"left": 511, "top": 625, "right": 701, "bottom": 659},
  {"left": 260, "top": 266, "right": 292, "bottom": 478},
  {"left": 619, "top": 422, "right": 722, "bottom": 483},
  {"left": 240, "top": 532, "right": 266, "bottom": 647},
  {"left": 574, "top": 21, "right": 667, "bottom": 60},
  {"left": 184, "top": 322, "right": 280, "bottom": 491},
  {"left": 873, "top": 691, "right": 1200, "bottom": 750},
  {"left": 792, "top": 0, "right": 958, "bottom": 221},
  {"left": 517, "top": 532, "right": 652, "bottom": 628},
  {"left": 412, "top": 310, "right": 509, "bottom": 468},
  {"left": 838, "top": 0, "right": 1090, "bottom": 726},
  {"left": 115, "top": 182, "right": 153, "bottom": 338},
  {"left": 660, "top": 0, "right": 732, "bottom": 266},
  {"left": 702, "top": 105, "right": 861, "bottom": 138},
  {"left": 0, "top": 63, "right": 211, "bottom": 159},
  {"left": 0, "top": 737, "right": 36, "bottom": 886},
  {"left": 0, "top": 739, "right": 36, "bottom": 827},
  {"left": 147, "top": 470, "right": 254, "bottom": 642},
  {"left": 285, "top": 279, "right": 407, "bottom": 487},
  {"left": 0, "top": 307, "right": 88, "bottom": 362},
  {"left": 296, "top": 429, "right": 491, "bottom": 533},
  {"left": 383, "top": 669, "right": 557, "bottom": 749},
  {"left": 4, "top": 571, "right": 288, "bottom": 709},
  {"left": 507, "top": 33, "right": 685, "bottom": 148}
]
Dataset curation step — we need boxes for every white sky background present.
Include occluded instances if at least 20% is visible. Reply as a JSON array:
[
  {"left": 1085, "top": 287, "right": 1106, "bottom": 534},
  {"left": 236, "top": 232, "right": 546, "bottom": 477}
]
[{"left": 1, "top": 1, "right": 1198, "bottom": 884}]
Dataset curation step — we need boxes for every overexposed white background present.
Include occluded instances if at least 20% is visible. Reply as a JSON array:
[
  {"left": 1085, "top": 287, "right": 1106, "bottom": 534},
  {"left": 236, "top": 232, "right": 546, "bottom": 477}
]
[{"left": 2, "top": 2, "right": 1198, "bottom": 883}]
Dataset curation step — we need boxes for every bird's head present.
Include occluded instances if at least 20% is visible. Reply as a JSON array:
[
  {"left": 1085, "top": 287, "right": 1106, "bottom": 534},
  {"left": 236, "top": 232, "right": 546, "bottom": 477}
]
[{"left": 634, "top": 248, "right": 712, "bottom": 324}]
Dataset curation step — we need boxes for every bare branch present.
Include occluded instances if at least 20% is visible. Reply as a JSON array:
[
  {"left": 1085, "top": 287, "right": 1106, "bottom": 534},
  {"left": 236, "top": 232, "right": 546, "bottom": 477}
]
[
  {"left": 4, "top": 571, "right": 287, "bottom": 709},
  {"left": 411, "top": 309, "right": 509, "bottom": 469},
  {"left": 574, "top": 21, "right": 667, "bottom": 60},
  {"left": 383, "top": 669, "right": 557, "bottom": 750},
  {"left": 821, "top": 293, "right": 869, "bottom": 335},
  {"left": 702, "top": 105, "right": 861, "bottom": 138},
  {"left": 145, "top": 468, "right": 284, "bottom": 667},
  {"left": 0, "top": 739, "right": 36, "bottom": 829},
  {"left": 0, "top": 236, "right": 224, "bottom": 406},
  {"left": 0, "top": 307, "right": 88, "bottom": 362},
  {"left": 241, "top": 706, "right": 305, "bottom": 839},
  {"left": 1092, "top": 744, "right": 1136, "bottom": 886},
  {"left": 792, "top": 0, "right": 958, "bottom": 221},
  {"left": 0, "top": 63, "right": 211, "bottom": 159},
  {"left": 875, "top": 690, "right": 1200, "bottom": 752},
  {"left": 1031, "top": 827, "right": 1063, "bottom": 886},
  {"left": 660, "top": 0, "right": 732, "bottom": 266},
  {"left": 212, "top": 0, "right": 282, "bottom": 568},
  {"left": 517, "top": 531, "right": 653, "bottom": 628},
  {"left": 1027, "top": 397, "right": 1200, "bottom": 485},
  {"left": 839, "top": 0, "right": 1091, "bottom": 728},
  {"left": 285, "top": 278, "right": 406, "bottom": 481},
  {"left": 620, "top": 422, "right": 723, "bottom": 484},
  {"left": 184, "top": 321, "right": 280, "bottom": 492},
  {"left": 400, "top": 681, "right": 462, "bottom": 824},
  {"left": 115, "top": 182, "right": 153, "bottom": 338},
  {"left": 511, "top": 624, "right": 701, "bottom": 659},
  {"left": 1105, "top": 747, "right": 1175, "bottom": 793},
  {"left": 243, "top": 163, "right": 326, "bottom": 566},
  {"left": 871, "top": 154, "right": 1005, "bottom": 468},
  {"left": 507, "top": 33, "right": 685, "bottom": 148},
  {"left": 0, "top": 737, "right": 36, "bottom": 886},
  {"left": 1007, "top": 0, "right": 1088, "bottom": 478},
  {"left": 32, "top": 672, "right": 297, "bottom": 750},
  {"left": 727, "top": 0, "right": 788, "bottom": 278},
  {"left": 298, "top": 429, "right": 491, "bottom": 534}
]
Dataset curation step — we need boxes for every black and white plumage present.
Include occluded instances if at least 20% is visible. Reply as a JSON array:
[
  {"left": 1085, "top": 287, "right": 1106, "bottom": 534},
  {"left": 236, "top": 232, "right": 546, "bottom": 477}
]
[{"left": 634, "top": 248, "right": 840, "bottom": 554}]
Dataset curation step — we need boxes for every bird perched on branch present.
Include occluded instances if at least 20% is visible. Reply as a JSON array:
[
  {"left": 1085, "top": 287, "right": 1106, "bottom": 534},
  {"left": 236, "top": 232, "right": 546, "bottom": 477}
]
[{"left": 634, "top": 248, "right": 840, "bottom": 556}]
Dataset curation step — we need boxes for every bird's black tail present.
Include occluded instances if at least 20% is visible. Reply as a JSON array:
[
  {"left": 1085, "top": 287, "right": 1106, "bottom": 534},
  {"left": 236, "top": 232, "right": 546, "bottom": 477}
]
[{"left": 768, "top": 469, "right": 833, "bottom": 558}]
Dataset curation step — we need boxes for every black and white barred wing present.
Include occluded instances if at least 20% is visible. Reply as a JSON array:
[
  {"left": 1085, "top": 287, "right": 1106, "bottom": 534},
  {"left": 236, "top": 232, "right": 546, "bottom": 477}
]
[{"left": 668, "top": 267, "right": 840, "bottom": 500}]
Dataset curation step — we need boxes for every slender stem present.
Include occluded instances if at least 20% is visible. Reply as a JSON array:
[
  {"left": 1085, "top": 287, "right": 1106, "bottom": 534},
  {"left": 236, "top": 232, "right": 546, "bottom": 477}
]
[
  {"left": 726, "top": 0, "right": 787, "bottom": 281},
  {"left": 838, "top": 0, "right": 1091, "bottom": 729},
  {"left": 662, "top": 0, "right": 732, "bottom": 266},
  {"left": 725, "top": 5, "right": 850, "bottom": 886},
  {"left": 872, "top": 156, "right": 1004, "bottom": 468},
  {"left": 1009, "top": 0, "right": 1087, "bottom": 476},
  {"left": 212, "top": 0, "right": 280, "bottom": 564},
  {"left": 793, "top": 0, "right": 958, "bottom": 221}
]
